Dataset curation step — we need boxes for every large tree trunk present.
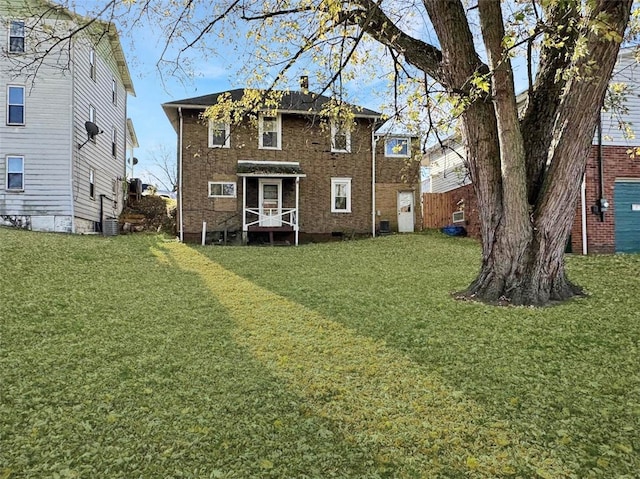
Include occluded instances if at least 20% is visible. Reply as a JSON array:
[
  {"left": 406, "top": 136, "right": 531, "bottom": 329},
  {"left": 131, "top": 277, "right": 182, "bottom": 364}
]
[
  {"left": 459, "top": 0, "right": 632, "bottom": 306},
  {"left": 355, "top": 0, "right": 631, "bottom": 306}
]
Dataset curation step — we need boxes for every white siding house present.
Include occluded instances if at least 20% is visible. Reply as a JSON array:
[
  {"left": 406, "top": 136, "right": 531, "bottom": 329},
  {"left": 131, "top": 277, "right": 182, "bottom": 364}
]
[
  {"left": 0, "top": 0, "right": 135, "bottom": 233},
  {"left": 423, "top": 48, "right": 640, "bottom": 194},
  {"left": 423, "top": 139, "right": 469, "bottom": 193}
]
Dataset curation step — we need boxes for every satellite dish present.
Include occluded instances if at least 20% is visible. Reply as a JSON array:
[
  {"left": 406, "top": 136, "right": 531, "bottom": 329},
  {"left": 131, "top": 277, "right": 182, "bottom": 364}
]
[{"left": 85, "top": 121, "right": 101, "bottom": 140}]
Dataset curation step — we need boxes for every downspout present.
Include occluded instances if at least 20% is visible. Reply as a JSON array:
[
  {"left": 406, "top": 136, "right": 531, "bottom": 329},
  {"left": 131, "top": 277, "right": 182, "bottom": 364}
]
[
  {"left": 597, "top": 118, "right": 605, "bottom": 222},
  {"left": 371, "top": 124, "right": 377, "bottom": 238},
  {"left": 69, "top": 35, "right": 76, "bottom": 233},
  {"left": 178, "top": 107, "right": 184, "bottom": 242},
  {"left": 581, "top": 174, "right": 588, "bottom": 255}
]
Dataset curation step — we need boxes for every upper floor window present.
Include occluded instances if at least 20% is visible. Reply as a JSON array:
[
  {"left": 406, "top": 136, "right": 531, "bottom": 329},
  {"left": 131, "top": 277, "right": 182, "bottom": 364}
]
[
  {"left": 331, "top": 177, "right": 352, "bottom": 213},
  {"left": 331, "top": 121, "right": 351, "bottom": 153},
  {"left": 112, "top": 77, "right": 117, "bottom": 104},
  {"left": 6, "top": 156, "right": 24, "bottom": 190},
  {"left": 111, "top": 127, "right": 117, "bottom": 157},
  {"left": 385, "top": 137, "right": 411, "bottom": 158},
  {"left": 259, "top": 113, "right": 281, "bottom": 149},
  {"left": 9, "top": 21, "right": 25, "bottom": 53},
  {"left": 208, "top": 119, "right": 230, "bottom": 148},
  {"left": 7, "top": 85, "right": 25, "bottom": 125},
  {"left": 89, "top": 48, "right": 96, "bottom": 80},
  {"left": 208, "top": 181, "right": 236, "bottom": 198}
]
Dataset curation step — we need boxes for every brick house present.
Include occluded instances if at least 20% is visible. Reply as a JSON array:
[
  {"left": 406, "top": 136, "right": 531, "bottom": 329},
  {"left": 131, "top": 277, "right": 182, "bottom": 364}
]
[
  {"left": 423, "top": 48, "right": 640, "bottom": 254},
  {"left": 162, "top": 89, "right": 422, "bottom": 244}
]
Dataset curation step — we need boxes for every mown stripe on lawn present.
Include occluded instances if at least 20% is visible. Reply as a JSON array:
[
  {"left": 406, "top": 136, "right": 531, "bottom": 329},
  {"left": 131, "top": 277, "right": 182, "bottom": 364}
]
[{"left": 162, "top": 242, "right": 570, "bottom": 478}]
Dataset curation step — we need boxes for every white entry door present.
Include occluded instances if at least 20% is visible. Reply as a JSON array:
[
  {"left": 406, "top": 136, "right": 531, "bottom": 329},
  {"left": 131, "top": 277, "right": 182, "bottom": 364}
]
[
  {"left": 259, "top": 179, "right": 282, "bottom": 227},
  {"left": 397, "top": 191, "right": 415, "bottom": 233}
]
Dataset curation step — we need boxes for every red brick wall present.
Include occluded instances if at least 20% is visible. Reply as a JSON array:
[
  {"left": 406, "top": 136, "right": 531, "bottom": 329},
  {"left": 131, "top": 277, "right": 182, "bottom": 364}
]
[
  {"left": 178, "top": 110, "right": 421, "bottom": 242},
  {"left": 571, "top": 145, "right": 640, "bottom": 253}
]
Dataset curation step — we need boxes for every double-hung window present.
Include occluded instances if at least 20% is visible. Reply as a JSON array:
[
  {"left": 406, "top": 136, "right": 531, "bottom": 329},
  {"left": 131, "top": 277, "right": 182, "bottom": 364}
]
[
  {"left": 6, "top": 156, "right": 24, "bottom": 190},
  {"left": 385, "top": 137, "right": 411, "bottom": 157},
  {"left": 331, "top": 177, "right": 351, "bottom": 213},
  {"left": 259, "top": 113, "right": 281, "bottom": 149},
  {"left": 9, "top": 20, "right": 25, "bottom": 53},
  {"left": 331, "top": 121, "right": 351, "bottom": 153},
  {"left": 7, "top": 86, "right": 25, "bottom": 125},
  {"left": 208, "top": 181, "right": 236, "bottom": 198},
  {"left": 208, "top": 119, "right": 230, "bottom": 148}
]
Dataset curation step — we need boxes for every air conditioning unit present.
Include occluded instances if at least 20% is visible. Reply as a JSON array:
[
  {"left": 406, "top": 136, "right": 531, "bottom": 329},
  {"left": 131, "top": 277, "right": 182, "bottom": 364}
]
[{"left": 452, "top": 210, "right": 465, "bottom": 223}]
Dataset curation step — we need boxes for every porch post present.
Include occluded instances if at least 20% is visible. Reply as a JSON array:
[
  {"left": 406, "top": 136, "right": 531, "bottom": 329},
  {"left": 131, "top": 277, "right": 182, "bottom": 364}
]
[
  {"left": 295, "top": 176, "right": 300, "bottom": 246},
  {"left": 242, "top": 176, "right": 248, "bottom": 245}
]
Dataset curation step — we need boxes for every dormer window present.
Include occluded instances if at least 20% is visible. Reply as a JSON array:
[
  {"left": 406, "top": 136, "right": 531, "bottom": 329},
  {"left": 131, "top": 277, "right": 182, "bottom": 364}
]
[
  {"left": 9, "top": 21, "right": 25, "bottom": 53},
  {"left": 331, "top": 121, "right": 351, "bottom": 153},
  {"left": 385, "top": 137, "right": 410, "bottom": 158},
  {"left": 259, "top": 113, "right": 281, "bottom": 149},
  {"left": 208, "top": 119, "right": 230, "bottom": 148}
]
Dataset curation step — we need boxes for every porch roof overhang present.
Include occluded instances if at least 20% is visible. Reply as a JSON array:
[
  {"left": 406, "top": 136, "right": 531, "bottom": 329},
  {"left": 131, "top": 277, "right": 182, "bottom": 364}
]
[{"left": 237, "top": 160, "right": 306, "bottom": 178}]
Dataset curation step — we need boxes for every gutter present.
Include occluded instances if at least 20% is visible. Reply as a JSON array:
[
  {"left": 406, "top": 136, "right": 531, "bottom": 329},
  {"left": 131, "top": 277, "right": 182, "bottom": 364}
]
[{"left": 178, "top": 106, "right": 184, "bottom": 242}]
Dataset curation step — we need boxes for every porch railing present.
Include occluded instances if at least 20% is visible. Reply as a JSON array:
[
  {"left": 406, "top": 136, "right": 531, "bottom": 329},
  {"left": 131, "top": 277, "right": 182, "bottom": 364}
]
[{"left": 244, "top": 207, "right": 298, "bottom": 230}]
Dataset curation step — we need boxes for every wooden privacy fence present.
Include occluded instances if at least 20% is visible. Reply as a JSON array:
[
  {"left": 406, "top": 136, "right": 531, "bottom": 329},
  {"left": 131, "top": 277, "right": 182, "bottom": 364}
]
[{"left": 422, "top": 193, "right": 452, "bottom": 229}]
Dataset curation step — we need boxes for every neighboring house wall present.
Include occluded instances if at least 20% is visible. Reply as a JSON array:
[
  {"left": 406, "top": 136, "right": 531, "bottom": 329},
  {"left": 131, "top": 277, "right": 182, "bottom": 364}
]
[
  {"left": 0, "top": 1, "right": 133, "bottom": 233},
  {"left": 0, "top": 7, "right": 74, "bottom": 231},
  {"left": 571, "top": 145, "right": 640, "bottom": 253},
  {"left": 72, "top": 35, "right": 129, "bottom": 232},
  {"left": 424, "top": 141, "right": 469, "bottom": 193}
]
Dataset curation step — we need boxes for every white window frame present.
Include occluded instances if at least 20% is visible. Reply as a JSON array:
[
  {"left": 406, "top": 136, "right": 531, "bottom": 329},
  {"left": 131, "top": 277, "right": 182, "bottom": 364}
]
[
  {"left": 385, "top": 136, "right": 411, "bottom": 158},
  {"left": 7, "top": 85, "right": 25, "bottom": 125},
  {"left": 331, "top": 177, "right": 352, "bottom": 213},
  {"left": 9, "top": 20, "right": 25, "bottom": 53},
  {"left": 6, "top": 155, "right": 24, "bottom": 191},
  {"left": 208, "top": 181, "right": 236, "bottom": 198},
  {"left": 331, "top": 121, "right": 351, "bottom": 153},
  {"left": 89, "top": 48, "right": 96, "bottom": 80},
  {"left": 208, "top": 119, "right": 230, "bottom": 148},
  {"left": 259, "top": 113, "right": 281, "bottom": 150},
  {"left": 89, "top": 168, "right": 95, "bottom": 199}
]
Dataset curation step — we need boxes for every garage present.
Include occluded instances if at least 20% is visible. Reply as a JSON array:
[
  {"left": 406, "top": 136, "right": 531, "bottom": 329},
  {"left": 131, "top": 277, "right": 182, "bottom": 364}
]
[{"left": 614, "top": 180, "right": 640, "bottom": 253}]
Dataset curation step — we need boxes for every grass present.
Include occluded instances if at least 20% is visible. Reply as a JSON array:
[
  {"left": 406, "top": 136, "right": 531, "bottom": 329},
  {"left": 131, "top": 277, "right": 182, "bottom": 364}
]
[{"left": 0, "top": 227, "right": 638, "bottom": 478}]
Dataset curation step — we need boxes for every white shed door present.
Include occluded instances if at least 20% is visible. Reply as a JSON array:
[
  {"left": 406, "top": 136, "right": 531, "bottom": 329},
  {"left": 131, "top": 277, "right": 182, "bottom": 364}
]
[{"left": 397, "top": 191, "right": 415, "bottom": 233}]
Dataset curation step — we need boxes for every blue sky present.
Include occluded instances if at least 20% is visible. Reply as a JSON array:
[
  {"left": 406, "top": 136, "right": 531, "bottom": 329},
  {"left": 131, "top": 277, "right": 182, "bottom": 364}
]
[{"left": 112, "top": 3, "right": 531, "bottom": 189}]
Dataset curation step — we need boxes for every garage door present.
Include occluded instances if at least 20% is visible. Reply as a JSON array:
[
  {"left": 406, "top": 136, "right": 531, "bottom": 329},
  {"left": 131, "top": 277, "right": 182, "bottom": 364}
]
[{"left": 614, "top": 180, "right": 640, "bottom": 253}]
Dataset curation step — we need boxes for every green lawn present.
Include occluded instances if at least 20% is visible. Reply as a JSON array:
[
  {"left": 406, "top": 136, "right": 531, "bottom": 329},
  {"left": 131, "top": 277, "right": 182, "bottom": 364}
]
[{"left": 0, "top": 228, "right": 638, "bottom": 478}]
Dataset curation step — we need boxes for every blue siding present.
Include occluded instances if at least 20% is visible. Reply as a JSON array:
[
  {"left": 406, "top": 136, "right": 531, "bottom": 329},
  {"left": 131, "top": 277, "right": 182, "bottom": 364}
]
[{"left": 614, "top": 182, "right": 640, "bottom": 253}]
